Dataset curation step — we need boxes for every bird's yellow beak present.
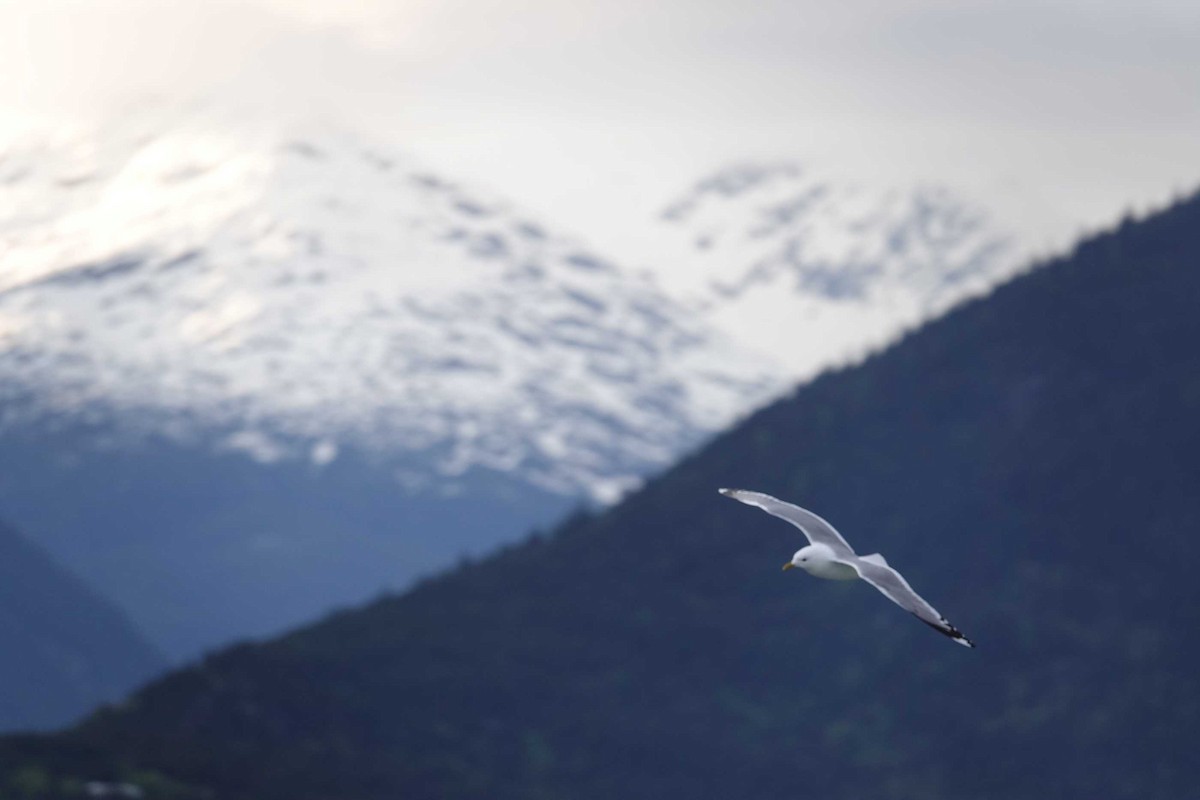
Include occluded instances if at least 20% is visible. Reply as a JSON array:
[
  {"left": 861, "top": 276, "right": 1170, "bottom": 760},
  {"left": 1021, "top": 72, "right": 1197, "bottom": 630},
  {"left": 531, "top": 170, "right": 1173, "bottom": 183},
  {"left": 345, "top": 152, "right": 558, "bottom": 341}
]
[{"left": 782, "top": 562, "right": 795, "bottom": 571}]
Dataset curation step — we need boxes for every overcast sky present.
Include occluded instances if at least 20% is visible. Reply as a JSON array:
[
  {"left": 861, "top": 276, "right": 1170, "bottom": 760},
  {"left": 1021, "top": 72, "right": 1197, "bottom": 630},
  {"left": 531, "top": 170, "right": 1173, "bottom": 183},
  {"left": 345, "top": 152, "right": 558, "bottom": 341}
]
[{"left": 2, "top": 0, "right": 1197, "bottom": 262}]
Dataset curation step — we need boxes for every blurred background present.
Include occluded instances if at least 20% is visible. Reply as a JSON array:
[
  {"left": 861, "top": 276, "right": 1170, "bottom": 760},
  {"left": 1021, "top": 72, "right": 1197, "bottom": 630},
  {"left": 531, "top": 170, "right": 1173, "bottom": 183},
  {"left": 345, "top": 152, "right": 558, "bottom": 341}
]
[{"left": 0, "top": 2, "right": 1198, "bottom": 798}]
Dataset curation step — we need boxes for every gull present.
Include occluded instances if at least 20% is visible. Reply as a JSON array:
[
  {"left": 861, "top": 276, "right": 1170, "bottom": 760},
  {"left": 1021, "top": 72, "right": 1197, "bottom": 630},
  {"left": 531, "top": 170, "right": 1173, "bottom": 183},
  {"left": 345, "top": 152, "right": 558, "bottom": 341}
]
[{"left": 719, "top": 488, "right": 975, "bottom": 647}]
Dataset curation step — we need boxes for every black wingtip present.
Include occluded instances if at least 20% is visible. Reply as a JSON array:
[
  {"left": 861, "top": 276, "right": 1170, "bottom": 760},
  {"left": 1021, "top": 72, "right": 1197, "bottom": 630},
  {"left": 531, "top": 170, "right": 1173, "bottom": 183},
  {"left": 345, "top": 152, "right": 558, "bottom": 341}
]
[{"left": 919, "top": 618, "right": 976, "bottom": 649}]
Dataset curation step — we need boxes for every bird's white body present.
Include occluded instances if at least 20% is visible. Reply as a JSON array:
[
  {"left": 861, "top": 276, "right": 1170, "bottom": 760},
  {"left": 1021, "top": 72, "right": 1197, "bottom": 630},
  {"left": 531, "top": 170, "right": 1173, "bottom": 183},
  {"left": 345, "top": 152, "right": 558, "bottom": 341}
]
[{"left": 791, "top": 544, "right": 858, "bottom": 580}]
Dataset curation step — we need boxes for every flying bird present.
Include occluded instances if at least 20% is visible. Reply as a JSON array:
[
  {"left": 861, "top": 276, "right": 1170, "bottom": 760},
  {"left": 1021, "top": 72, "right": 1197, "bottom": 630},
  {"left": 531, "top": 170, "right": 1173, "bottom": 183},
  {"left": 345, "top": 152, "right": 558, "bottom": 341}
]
[{"left": 719, "top": 488, "right": 975, "bottom": 647}]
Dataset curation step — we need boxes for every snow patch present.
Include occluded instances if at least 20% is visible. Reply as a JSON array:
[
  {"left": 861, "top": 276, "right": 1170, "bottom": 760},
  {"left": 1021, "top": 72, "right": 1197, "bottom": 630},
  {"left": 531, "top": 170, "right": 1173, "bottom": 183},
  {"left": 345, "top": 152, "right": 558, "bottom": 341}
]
[
  {"left": 179, "top": 293, "right": 263, "bottom": 346},
  {"left": 310, "top": 439, "right": 339, "bottom": 466},
  {"left": 221, "top": 430, "right": 289, "bottom": 464}
]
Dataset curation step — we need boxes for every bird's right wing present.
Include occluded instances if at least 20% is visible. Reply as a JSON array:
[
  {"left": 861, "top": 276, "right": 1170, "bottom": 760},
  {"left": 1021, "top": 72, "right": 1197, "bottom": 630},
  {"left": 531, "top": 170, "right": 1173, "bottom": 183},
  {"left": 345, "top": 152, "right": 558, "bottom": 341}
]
[
  {"left": 718, "top": 488, "right": 855, "bottom": 557},
  {"left": 848, "top": 557, "right": 975, "bottom": 648}
]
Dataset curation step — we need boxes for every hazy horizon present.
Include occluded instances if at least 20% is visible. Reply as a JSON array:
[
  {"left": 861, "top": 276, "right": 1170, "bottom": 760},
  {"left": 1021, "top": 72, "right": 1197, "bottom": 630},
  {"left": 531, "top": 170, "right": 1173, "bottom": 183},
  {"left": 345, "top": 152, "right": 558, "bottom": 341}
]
[{"left": 3, "top": 0, "right": 1197, "bottom": 273}]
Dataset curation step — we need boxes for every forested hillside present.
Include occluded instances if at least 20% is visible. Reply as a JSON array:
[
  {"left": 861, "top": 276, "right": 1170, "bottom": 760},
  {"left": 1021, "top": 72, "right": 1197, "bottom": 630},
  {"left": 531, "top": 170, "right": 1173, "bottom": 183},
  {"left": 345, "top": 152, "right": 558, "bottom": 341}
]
[{"left": 4, "top": 194, "right": 1200, "bottom": 799}]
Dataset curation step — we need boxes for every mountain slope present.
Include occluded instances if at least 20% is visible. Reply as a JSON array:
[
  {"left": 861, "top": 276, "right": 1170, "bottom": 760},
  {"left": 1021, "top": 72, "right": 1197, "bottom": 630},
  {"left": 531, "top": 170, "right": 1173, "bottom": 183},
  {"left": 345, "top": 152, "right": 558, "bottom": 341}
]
[
  {"left": 5, "top": 192, "right": 1199, "bottom": 798},
  {"left": 658, "top": 163, "right": 1020, "bottom": 376},
  {"left": 0, "top": 516, "right": 163, "bottom": 733},
  {"left": 0, "top": 115, "right": 780, "bottom": 658}
]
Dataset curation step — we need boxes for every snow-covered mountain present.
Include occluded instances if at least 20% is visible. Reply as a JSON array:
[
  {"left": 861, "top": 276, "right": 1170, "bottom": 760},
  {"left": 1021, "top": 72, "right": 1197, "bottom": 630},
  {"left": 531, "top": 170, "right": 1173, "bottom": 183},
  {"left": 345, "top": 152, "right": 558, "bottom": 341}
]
[
  {"left": 0, "top": 118, "right": 1024, "bottom": 661},
  {"left": 0, "top": 116, "right": 784, "bottom": 658},
  {"left": 0, "top": 118, "right": 779, "bottom": 501},
  {"left": 656, "top": 163, "right": 1023, "bottom": 377}
]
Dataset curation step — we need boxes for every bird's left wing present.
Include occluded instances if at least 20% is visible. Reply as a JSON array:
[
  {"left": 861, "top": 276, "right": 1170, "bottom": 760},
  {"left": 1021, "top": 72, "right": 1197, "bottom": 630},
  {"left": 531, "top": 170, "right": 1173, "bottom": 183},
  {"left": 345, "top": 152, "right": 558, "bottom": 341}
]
[
  {"left": 719, "top": 488, "right": 855, "bottom": 557},
  {"left": 848, "top": 557, "right": 975, "bottom": 648}
]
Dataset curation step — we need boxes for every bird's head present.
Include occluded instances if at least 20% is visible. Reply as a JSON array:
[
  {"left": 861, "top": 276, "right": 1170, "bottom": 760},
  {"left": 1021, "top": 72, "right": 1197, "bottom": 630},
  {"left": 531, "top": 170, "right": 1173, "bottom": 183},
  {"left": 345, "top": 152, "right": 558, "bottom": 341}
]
[{"left": 782, "top": 546, "right": 815, "bottom": 572}]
